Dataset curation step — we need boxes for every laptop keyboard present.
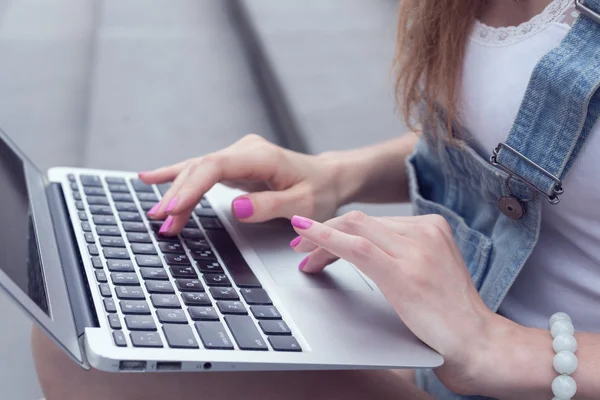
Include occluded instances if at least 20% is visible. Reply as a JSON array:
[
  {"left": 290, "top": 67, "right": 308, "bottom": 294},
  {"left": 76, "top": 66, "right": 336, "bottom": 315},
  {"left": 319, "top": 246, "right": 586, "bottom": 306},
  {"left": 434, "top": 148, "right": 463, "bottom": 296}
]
[{"left": 68, "top": 173, "right": 301, "bottom": 353}]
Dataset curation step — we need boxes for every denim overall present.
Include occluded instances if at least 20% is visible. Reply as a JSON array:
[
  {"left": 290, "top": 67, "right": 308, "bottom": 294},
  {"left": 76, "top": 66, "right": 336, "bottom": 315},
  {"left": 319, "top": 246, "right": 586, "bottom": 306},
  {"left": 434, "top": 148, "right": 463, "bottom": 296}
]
[{"left": 408, "top": 2, "right": 600, "bottom": 398}]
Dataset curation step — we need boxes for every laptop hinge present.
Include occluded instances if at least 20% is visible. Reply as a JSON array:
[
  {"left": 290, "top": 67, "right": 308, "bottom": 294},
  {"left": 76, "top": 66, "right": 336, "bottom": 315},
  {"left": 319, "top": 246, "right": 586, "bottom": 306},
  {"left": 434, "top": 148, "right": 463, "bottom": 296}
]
[{"left": 45, "top": 183, "right": 98, "bottom": 337}]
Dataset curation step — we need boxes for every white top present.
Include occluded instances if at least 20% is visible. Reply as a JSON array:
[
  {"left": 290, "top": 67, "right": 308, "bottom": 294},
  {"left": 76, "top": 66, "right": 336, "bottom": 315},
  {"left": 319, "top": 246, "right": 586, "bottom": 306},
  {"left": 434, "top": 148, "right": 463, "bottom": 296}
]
[{"left": 459, "top": 0, "right": 600, "bottom": 332}]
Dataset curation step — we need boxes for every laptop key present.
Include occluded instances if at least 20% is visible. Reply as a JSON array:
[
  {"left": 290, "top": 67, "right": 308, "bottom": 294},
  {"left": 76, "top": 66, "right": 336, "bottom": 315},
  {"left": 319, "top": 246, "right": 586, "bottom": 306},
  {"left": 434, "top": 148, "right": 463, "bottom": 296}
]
[
  {"left": 76, "top": 201, "right": 85, "bottom": 211},
  {"left": 93, "top": 215, "right": 117, "bottom": 225},
  {"left": 194, "top": 207, "right": 217, "bottom": 217},
  {"left": 204, "top": 229, "right": 261, "bottom": 288},
  {"left": 164, "top": 254, "right": 191, "bottom": 266},
  {"left": 200, "top": 217, "right": 222, "bottom": 230},
  {"left": 224, "top": 316, "right": 268, "bottom": 351},
  {"left": 154, "top": 232, "right": 180, "bottom": 243},
  {"left": 190, "top": 249, "right": 217, "bottom": 261},
  {"left": 108, "top": 314, "right": 121, "bottom": 330},
  {"left": 240, "top": 288, "right": 272, "bottom": 305},
  {"left": 162, "top": 325, "right": 199, "bottom": 349},
  {"left": 182, "top": 293, "right": 212, "bottom": 306},
  {"left": 112, "top": 331, "right": 127, "bottom": 347},
  {"left": 79, "top": 211, "right": 88, "bottom": 221},
  {"left": 136, "top": 255, "right": 162, "bottom": 267},
  {"left": 145, "top": 280, "right": 174, "bottom": 294},
  {"left": 139, "top": 201, "right": 156, "bottom": 212},
  {"left": 72, "top": 191, "right": 82, "bottom": 200},
  {"left": 104, "top": 298, "right": 117, "bottom": 313},
  {"left": 194, "top": 322, "right": 234, "bottom": 350},
  {"left": 131, "top": 179, "right": 154, "bottom": 193},
  {"left": 197, "top": 261, "right": 224, "bottom": 274},
  {"left": 89, "top": 205, "right": 113, "bottom": 215},
  {"left": 140, "top": 268, "right": 169, "bottom": 280},
  {"left": 111, "top": 272, "right": 139, "bottom": 286},
  {"left": 81, "top": 221, "right": 91, "bottom": 232},
  {"left": 136, "top": 192, "right": 158, "bottom": 202},
  {"left": 148, "top": 221, "right": 163, "bottom": 233},
  {"left": 95, "top": 270, "right": 108, "bottom": 283},
  {"left": 96, "top": 226, "right": 121, "bottom": 236},
  {"left": 68, "top": 174, "right": 76, "bottom": 182},
  {"left": 250, "top": 306, "right": 281, "bottom": 320},
  {"left": 111, "top": 193, "right": 134, "bottom": 202},
  {"left": 115, "top": 202, "right": 138, "bottom": 212},
  {"left": 108, "top": 184, "right": 130, "bottom": 193},
  {"left": 119, "top": 212, "right": 142, "bottom": 222},
  {"left": 127, "top": 232, "right": 152, "bottom": 243},
  {"left": 115, "top": 286, "right": 145, "bottom": 300},
  {"left": 217, "top": 301, "right": 247, "bottom": 315},
  {"left": 85, "top": 232, "right": 95, "bottom": 244},
  {"left": 259, "top": 320, "right": 291, "bottom": 335},
  {"left": 120, "top": 300, "right": 151, "bottom": 315},
  {"left": 100, "top": 236, "right": 126, "bottom": 248},
  {"left": 185, "top": 219, "right": 199, "bottom": 229},
  {"left": 99, "top": 283, "right": 112, "bottom": 297},
  {"left": 84, "top": 186, "right": 105, "bottom": 196},
  {"left": 185, "top": 239, "right": 211, "bottom": 251},
  {"left": 105, "top": 176, "right": 126, "bottom": 185},
  {"left": 157, "top": 309, "right": 187, "bottom": 324},
  {"left": 181, "top": 228, "right": 204, "bottom": 241},
  {"left": 131, "top": 243, "right": 157, "bottom": 255},
  {"left": 88, "top": 244, "right": 99, "bottom": 256},
  {"left": 80, "top": 175, "right": 103, "bottom": 187},
  {"left": 151, "top": 294, "right": 181, "bottom": 309},
  {"left": 169, "top": 266, "right": 197, "bottom": 279},
  {"left": 103, "top": 248, "right": 129, "bottom": 260},
  {"left": 203, "top": 274, "right": 231, "bottom": 287},
  {"left": 122, "top": 222, "right": 146, "bottom": 232},
  {"left": 91, "top": 256, "right": 103, "bottom": 268},
  {"left": 210, "top": 287, "right": 239, "bottom": 300},
  {"left": 125, "top": 316, "right": 157, "bottom": 331},
  {"left": 175, "top": 279, "right": 204, "bottom": 292},
  {"left": 188, "top": 306, "right": 219, "bottom": 321},
  {"left": 70, "top": 182, "right": 79, "bottom": 191},
  {"left": 158, "top": 242, "right": 184, "bottom": 254},
  {"left": 268, "top": 336, "right": 301, "bottom": 352},
  {"left": 130, "top": 332, "right": 163, "bottom": 348},
  {"left": 87, "top": 196, "right": 109, "bottom": 205},
  {"left": 157, "top": 183, "right": 171, "bottom": 195},
  {"left": 200, "top": 198, "right": 211, "bottom": 208},
  {"left": 107, "top": 260, "right": 134, "bottom": 272}
]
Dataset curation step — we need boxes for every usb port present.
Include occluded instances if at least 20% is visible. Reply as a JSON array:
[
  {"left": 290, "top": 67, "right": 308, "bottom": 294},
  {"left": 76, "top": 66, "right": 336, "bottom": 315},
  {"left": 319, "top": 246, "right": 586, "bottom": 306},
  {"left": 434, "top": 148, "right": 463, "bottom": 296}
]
[
  {"left": 156, "top": 361, "right": 182, "bottom": 371},
  {"left": 119, "top": 360, "right": 146, "bottom": 371}
]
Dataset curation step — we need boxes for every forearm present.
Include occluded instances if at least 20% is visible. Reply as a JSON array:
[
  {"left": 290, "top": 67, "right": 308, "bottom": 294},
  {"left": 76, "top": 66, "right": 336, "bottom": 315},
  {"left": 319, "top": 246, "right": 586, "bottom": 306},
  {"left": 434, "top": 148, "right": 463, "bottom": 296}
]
[
  {"left": 466, "top": 315, "right": 600, "bottom": 400},
  {"left": 319, "top": 133, "right": 419, "bottom": 205}
]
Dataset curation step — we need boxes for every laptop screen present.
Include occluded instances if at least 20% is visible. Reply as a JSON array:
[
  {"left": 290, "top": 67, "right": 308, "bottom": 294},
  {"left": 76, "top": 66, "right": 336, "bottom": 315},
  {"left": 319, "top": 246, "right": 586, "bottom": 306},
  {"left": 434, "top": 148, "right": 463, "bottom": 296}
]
[{"left": 0, "top": 138, "right": 49, "bottom": 315}]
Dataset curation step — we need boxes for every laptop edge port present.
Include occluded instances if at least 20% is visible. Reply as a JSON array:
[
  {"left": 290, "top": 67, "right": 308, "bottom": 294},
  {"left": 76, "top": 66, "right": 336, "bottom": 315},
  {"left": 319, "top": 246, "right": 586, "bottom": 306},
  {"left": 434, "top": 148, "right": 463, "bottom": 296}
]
[
  {"left": 156, "top": 361, "right": 182, "bottom": 371},
  {"left": 119, "top": 360, "right": 147, "bottom": 371}
]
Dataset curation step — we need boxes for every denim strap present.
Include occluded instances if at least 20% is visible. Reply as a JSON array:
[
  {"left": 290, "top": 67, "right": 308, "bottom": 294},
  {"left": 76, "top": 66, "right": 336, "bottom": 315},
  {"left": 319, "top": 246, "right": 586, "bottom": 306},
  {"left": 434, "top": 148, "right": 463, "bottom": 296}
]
[{"left": 495, "top": 0, "right": 600, "bottom": 200}]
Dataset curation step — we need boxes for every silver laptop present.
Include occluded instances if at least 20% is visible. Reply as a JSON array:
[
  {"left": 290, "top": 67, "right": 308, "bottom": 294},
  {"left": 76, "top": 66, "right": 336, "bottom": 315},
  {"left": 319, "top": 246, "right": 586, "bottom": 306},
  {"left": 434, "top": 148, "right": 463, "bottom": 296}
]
[{"left": 0, "top": 128, "right": 442, "bottom": 373}]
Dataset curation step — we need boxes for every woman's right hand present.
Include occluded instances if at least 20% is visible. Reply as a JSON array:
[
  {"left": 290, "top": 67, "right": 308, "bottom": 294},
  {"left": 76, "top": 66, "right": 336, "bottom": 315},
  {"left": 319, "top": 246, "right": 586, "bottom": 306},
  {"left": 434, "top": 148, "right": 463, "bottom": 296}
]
[{"left": 139, "top": 134, "right": 342, "bottom": 234}]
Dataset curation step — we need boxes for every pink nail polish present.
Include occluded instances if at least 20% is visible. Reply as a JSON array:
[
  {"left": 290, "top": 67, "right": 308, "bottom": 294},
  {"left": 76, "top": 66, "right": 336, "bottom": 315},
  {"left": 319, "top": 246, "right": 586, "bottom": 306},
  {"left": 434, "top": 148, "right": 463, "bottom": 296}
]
[
  {"left": 291, "top": 215, "right": 312, "bottom": 229},
  {"left": 164, "top": 197, "right": 178, "bottom": 213},
  {"left": 290, "top": 236, "right": 302, "bottom": 248},
  {"left": 159, "top": 216, "right": 174, "bottom": 233},
  {"left": 147, "top": 203, "right": 160, "bottom": 215},
  {"left": 233, "top": 197, "right": 254, "bottom": 219},
  {"left": 299, "top": 256, "right": 309, "bottom": 271}
]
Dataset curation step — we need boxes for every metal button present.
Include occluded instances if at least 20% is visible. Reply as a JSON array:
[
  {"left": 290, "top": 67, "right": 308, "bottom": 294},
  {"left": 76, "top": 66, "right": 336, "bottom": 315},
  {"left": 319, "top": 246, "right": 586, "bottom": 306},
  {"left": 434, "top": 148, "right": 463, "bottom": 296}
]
[{"left": 498, "top": 196, "right": 524, "bottom": 219}]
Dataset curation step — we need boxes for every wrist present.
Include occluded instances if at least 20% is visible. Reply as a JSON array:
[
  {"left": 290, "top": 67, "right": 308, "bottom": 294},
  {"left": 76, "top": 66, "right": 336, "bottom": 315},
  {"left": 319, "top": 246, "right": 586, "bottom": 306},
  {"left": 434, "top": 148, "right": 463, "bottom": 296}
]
[{"left": 316, "top": 150, "right": 366, "bottom": 207}]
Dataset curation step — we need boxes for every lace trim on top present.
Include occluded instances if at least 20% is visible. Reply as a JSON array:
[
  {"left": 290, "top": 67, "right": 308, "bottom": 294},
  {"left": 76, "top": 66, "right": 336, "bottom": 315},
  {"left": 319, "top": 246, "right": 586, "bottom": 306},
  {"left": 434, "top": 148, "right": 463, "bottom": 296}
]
[{"left": 472, "top": 0, "right": 577, "bottom": 46}]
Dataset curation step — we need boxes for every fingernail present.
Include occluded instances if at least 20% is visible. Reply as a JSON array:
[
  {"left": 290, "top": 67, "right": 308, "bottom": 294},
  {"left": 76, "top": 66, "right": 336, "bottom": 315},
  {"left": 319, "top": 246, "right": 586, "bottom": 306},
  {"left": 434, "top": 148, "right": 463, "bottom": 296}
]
[
  {"left": 147, "top": 203, "right": 160, "bottom": 216},
  {"left": 291, "top": 215, "right": 312, "bottom": 229},
  {"left": 164, "top": 197, "right": 178, "bottom": 213},
  {"left": 159, "top": 216, "right": 174, "bottom": 233},
  {"left": 233, "top": 197, "right": 254, "bottom": 219},
  {"left": 299, "top": 256, "right": 309, "bottom": 271},
  {"left": 290, "top": 236, "right": 302, "bottom": 248}
]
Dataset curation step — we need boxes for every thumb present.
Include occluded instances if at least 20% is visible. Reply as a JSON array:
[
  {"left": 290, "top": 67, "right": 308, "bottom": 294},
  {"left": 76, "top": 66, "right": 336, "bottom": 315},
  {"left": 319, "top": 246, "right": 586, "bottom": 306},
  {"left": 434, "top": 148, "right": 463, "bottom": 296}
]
[{"left": 231, "top": 186, "right": 306, "bottom": 223}]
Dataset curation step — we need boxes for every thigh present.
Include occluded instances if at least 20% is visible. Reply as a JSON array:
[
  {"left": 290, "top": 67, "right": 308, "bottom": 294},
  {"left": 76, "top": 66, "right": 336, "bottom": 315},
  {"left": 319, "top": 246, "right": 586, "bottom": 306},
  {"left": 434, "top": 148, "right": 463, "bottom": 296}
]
[{"left": 32, "top": 327, "right": 432, "bottom": 400}]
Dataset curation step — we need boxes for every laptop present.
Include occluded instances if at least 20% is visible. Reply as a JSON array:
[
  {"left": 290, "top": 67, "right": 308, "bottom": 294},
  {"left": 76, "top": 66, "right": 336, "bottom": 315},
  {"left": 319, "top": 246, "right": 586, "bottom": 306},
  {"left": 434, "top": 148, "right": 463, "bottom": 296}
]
[{"left": 0, "top": 128, "right": 442, "bottom": 373}]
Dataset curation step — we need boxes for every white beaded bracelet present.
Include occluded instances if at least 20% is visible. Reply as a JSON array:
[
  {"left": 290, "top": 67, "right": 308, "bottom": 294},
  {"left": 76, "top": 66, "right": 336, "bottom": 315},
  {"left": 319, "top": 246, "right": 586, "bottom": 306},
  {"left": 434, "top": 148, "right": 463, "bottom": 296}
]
[{"left": 549, "top": 312, "right": 578, "bottom": 400}]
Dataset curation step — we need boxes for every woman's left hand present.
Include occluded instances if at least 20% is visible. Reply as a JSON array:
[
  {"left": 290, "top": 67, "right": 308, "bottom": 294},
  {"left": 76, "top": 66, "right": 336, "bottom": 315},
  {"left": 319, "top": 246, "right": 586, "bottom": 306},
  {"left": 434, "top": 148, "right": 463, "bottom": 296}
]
[{"left": 290, "top": 211, "right": 500, "bottom": 394}]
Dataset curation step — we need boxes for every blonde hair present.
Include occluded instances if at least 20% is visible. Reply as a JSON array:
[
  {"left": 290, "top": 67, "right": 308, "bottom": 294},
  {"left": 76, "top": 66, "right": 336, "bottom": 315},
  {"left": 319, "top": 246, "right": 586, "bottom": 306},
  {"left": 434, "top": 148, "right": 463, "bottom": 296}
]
[{"left": 394, "top": 0, "right": 483, "bottom": 136}]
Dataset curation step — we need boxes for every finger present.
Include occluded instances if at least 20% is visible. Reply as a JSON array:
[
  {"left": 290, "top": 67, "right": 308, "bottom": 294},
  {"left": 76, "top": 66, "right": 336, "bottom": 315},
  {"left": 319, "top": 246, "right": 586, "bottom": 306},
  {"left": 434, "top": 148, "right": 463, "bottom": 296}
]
[
  {"left": 299, "top": 247, "right": 340, "bottom": 274},
  {"left": 290, "top": 215, "right": 397, "bottom": 283},
  {"left": 155, "top": 208, "right": 193, "bottom": 236},
  {"left": 149, "top": 165, "right": 193, "bottom": 220},
  {"left": 231, "top": 185, "right": 309, "bottom": 223},
  {"left": 138, "top": 160, "right": 189, "bottom": 184}
]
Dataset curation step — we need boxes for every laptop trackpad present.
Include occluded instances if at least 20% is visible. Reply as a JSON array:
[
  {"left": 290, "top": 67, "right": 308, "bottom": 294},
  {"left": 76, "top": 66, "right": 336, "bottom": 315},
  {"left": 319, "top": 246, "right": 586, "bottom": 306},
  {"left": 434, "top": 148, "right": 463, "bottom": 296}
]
[{"left": 235, "top": 219, "right": 374, "bottom": 292}]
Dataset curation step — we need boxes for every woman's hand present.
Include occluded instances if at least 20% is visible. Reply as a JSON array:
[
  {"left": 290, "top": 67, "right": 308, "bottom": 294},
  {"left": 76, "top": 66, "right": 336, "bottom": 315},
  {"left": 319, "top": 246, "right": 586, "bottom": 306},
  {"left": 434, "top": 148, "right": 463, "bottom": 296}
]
[
  {"left": 289, "top": 211, "right": 500, "bottom": 395},
  {"left": 138, "top": 134, "right": 341, "bottom": 234}
]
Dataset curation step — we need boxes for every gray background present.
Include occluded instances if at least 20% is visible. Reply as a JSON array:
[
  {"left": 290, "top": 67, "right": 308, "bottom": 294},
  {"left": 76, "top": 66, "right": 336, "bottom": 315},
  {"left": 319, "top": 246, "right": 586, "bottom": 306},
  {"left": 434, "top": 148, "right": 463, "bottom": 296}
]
[{"left": 0, "top": 1, "right": 408, "bottom": 398}]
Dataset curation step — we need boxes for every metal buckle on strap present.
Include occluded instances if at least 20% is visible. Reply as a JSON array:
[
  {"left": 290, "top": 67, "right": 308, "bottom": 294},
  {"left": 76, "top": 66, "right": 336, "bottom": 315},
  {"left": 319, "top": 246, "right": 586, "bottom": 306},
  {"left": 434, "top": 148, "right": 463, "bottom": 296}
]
[
  {"left": 576, "top": 0, "right": 600, "bottom": 23},
  {"left": 490, "top": 142, "right": 563, "bottom": 204}
]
